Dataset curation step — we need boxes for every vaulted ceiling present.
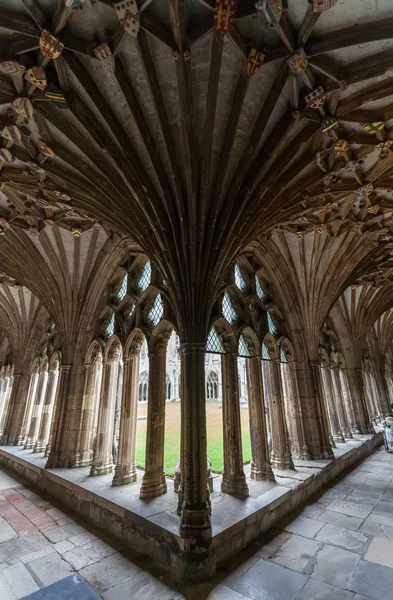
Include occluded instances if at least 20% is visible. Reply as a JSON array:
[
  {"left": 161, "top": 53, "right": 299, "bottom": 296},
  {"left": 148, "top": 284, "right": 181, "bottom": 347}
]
[{"left": 1, "top": 0, "right": 393, "bottom": 341}]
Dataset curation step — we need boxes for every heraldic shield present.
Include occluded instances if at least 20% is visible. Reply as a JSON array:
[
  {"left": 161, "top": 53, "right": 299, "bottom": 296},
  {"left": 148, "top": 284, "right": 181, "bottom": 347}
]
[{"left": 114, "top": 1, "right": 140, "bottom": 37}]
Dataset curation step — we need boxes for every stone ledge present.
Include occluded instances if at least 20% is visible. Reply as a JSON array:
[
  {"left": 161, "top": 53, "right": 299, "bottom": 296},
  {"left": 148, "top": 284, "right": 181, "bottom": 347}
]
[{"left": 0, "top": 432, "right": 382, "bottom": 583}]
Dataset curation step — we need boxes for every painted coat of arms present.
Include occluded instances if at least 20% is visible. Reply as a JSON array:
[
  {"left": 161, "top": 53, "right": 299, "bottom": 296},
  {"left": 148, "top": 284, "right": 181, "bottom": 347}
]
[
  {"left": 39, "top": 30, "right": 64, "bottom": 59},
  {"left": 305, "top": 86, "right": 325, "bottom": 109},
  {"left": 255, "top": 0, "right": 282, "bottom": 25},
  {"left": 114, "top": 1, "right": 140, "bottom": 37},
  {"left": 214, "top": 0, "right": 236, "bottom": 35}
]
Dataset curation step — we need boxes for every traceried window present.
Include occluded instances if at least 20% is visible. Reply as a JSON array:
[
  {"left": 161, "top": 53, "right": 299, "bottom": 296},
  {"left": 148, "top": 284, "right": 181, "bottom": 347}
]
[
  {"left": 139, "top": 261, "right": 151, "bottom": 292},
  {"left": 280, "top": 348, "right": 288, "bottom": 363},
  {"left": 206, "top": 327, "right": 225, "bottom": 353},
  {"left": 238, "top": 334, "right": 251, "bottom": 357},
  {"left": 235, "top": 263, "right": 246, "bottom": 290},
  {"left": 256, "top": 275, "right": 265, "bottom": 300},
  {"left": 267, "top": 311, "right": 278, "bottom": 335},
  {"left": 106, "top": 312, "right": 115, "bottom": 337},
  {"left": 118, "top": 274, "right": 128, "bottom": 301},
  {"left": 262, "top": 343, "right": 270, "bottom": 360},
  {"left": 222, "top": 291, "right": 237, "bottom": 324},
  {"left": 149, "top": 293, "right": 163, "bottom": 327}
]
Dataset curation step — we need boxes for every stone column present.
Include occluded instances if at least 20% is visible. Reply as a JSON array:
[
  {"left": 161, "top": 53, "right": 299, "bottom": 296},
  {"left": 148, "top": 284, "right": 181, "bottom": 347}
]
[
  {"left": 340, "top": 368, "right": 368, "bottom": 434},
  {"left": 0, "top": 377, "right": 13, "bottom": 437},
  {"left": 331, "top": 368, "right": 352, "bottom": 439},
  {"left": 221, "top": 353, "right": 249, "bottom": 496},
  {"left": 16, "top": 372, "right": 38, "bottom": 446},
  {"left": 245, "top": 356, "right": 274, "bottom": 481},
  {"left": 280, "top": 362, "right": 310, "bottom": 460},
  {"left": 366, "top": 372, "right": 381, "bottom": 420},
  {"left": 34, "top": 369, "right": 59, "bottom": 453},
  {"left": 0, "top": 379, "right": 7, "bottom": 432},
  {"left": 24, "top": 370, "right": 49, "bottom": 450},
  {"left": 45, "top": 365, "right": 78, "bottom": 467},
  {"left": 320, "top": 366, "right": 345, "bottom": 443},
  {"left": 178, "top": 343, "right": 212, "bottom": 572},
  {"left": 90, "top": 350, "right": 120, "bottom": 476},
  {"left": 76, "top": 359, "right": 102, "bottom": 467},
  {"left": 375, "top": 369, "right": 390, "bottom": 416},
  {"left": 1, "top": 373, "right": 31, "bottom": 445},
  {"left": 113, "top": 350, "right": 140, "bottom": 486},
  {"left": 295, "top": 362, "right": 333, "bottom": 459},
  {"left": 140, "top": 337, "right": 168, "bottom": 498},
  {"left": 266, "top": 359, "right": 294, "bottom": 470}
]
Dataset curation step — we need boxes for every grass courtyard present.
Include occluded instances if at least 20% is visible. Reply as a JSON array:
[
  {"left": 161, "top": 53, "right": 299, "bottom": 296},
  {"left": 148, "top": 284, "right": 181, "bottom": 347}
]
[{"left": 135, "top": 401, "right": 252, "bottom": 476}]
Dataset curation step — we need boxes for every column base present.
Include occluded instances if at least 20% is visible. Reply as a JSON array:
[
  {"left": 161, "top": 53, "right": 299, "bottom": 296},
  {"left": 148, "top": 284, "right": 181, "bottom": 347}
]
[
  {"left": 44, "top": 444, "right": 51, "bottom": 458},
  {"left": 33, "top": 441, "right": 46, "bottom": 453},
  {"left": 343, "top": 430, "right": 353, "bottom": 439},
  {"left": 16, "top": 436, "right": 26, "bottom": 446},
  {"left": 350, "top": 426, "right": 361, "bottom": 435},
  {"left": 24, "top": 440, "right": 35, "bottom": 450},
  {"left": 140, "top": 474, "right": 167, "bottom": 499},
  {"left": 112, "top": 467, "right": 137, "bottom": 487},
  {"left": 333, "top": 434, "right": 346, "bottom": 443},
  {"left": 271, "top": 452, "right": 295, "bottom": 471},
  {"left": 90, "top": 462, "right": 114, "bottom": 477},
  {"left": 221, "top": 475, "right": 249, "bottom": 497},
  {"left": 250, "top": 463, "right": 275, "bottom": 482}
]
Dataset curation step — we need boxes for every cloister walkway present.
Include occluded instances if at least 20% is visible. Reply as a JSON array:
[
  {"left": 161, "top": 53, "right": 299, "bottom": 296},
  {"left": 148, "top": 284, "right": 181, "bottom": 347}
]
[{"left": 0, "top": 446, "right": 392, "bottom": 599}]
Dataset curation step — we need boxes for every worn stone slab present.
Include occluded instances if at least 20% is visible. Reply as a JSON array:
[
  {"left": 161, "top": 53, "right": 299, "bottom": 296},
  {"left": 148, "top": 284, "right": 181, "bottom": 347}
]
[
  {"left": 255, "top": 531, "right": 291, "bottom": 559},
  {"left": 0, "top": 516, "right": 17, "bottom": 543},
  {"left": 364, "top": 535, "right": 393, "bottom": 569},
  {"left": 102, "top": 573, "right": 182, "bottom": 600},
  {"left": 41, "top": 523, "right": 86, "bottom": 544},
  {"left": 270, "top": 534, "right": 319, "bottom": 572},
  {"left": 3, "top": 562, "right": 39, "bottom": 597},
  {"left": 0, "top": 532, "right": 51, "bottom": 562},
  {"left": 297, "top": 578, "right": 355, "bottom": 600},
  {"left": 325, "top": 500, "right": 372, "bottom": 520},
  {"left": 233, "top": 559, "right": 308, "bottom": 600},
  {"left": 53, "top": 540, "right": 74, "bottom": 554},
  {"left": 316, "top": 524, "right": 368, "bottom": 551},
  {"left": 311, "top": 545, "right": 360, "bottom": 589},
  {"left": 346, "top": 491, "right": 382, "bottom": 508},
  {"left": 62, "top": 539, "right": 117, "bottom": 571},
  {"left": 282, "top": 516, "right": 325, "bottom": 538},
  {"left": 78, "top": 553, "right": 143, "bottom": 594},
  {"left": 28, "top": 551, "right": 74, "bottom": 587},
  {"left": 220, "top": 555, "right": 259, "bottom": 588},
  {"left": 18, "top": 546, "right": 56, "bottom": 565},
  {"left": 22, "top": 575, "right": 101, "bottom": 600},
  {"left": 349, "top": 559, "right": 393, "bottom": 600},
  {"left": 372, "top": 500, "right": 393, "bottom": 518},
  {"left": 318, "top": 510, "right": 363, "bottom": 531}
]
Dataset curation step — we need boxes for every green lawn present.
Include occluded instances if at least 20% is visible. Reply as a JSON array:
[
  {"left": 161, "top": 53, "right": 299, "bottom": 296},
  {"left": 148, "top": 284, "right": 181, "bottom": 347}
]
[{"left": 135, "top": 401, "right": 251, "bottom": 476}]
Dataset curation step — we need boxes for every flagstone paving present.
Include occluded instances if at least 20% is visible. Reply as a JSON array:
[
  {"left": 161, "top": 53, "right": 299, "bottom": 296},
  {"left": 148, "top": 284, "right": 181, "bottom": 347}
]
[{"left": 0, "top": 447, "right": 392, "bottom": 599}]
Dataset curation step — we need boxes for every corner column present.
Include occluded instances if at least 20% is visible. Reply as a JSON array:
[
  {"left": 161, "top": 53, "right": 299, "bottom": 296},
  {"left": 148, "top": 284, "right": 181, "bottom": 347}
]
[
  {"left": 140, "top": 336, "right": 168, "bottom": 498},
  {"left": 221, "top": 353, "right": 249, "bottom": 496},
  {"left": 179, "top": 343, "right": 213, "bottom": 577},
  {"left": 246, "top": 356, "right": 274, "bottom": 480},
  {"left": 113, "top": 350, "right": 140, "bottom": 486},
  {"left": 266, "top": 359, "right": 294, "bottom": 470}
]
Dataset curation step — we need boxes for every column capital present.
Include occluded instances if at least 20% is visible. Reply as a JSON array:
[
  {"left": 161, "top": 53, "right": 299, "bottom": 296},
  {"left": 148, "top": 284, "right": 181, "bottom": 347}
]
[
  {"left": 179, "top": 342, "right": 206, "bottom": 354},
  {"left": 60, "top": 364, "right": 72, "bottom": 372}
]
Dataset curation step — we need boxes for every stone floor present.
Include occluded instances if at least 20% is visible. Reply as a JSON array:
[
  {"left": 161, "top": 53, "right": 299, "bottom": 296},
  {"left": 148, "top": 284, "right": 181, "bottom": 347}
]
[{"left": 0, "top": 447, "right": 392, "bottom": 599}]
